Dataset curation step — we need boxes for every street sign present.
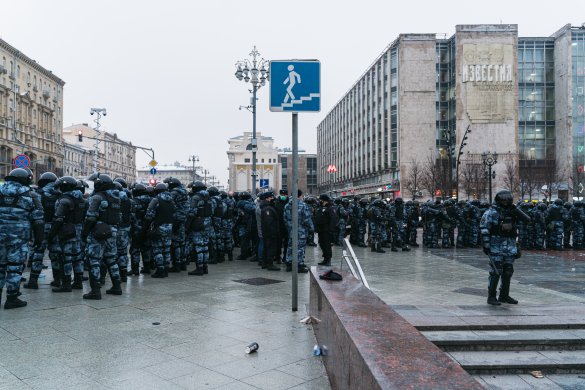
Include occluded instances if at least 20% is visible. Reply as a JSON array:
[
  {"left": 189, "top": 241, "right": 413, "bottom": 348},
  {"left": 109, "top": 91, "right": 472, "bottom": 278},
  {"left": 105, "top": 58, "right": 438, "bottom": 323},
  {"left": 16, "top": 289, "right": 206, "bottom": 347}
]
[
  {"left": 150, "top": 168, "right": 157, "bottom": 175},
  {"left": 149, "top": 159, "right": 158, "bottom": 167},
  {"left": 269, "top": 60, "right": 320, "bottom": 112},
  {"left": 259, "top": 179, "right": 269, "bottom": 189},
  {"left": 13, "top": 154, "right": 30, "bottom": 169},
  {"left": 327, "top": 164, "right": 337, "bottom": 173}
]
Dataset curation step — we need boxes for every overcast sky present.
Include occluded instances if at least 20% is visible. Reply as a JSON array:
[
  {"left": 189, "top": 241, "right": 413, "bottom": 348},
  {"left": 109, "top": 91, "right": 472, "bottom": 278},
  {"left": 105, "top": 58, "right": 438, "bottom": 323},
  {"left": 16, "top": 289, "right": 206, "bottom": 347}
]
[{"left": 0, "top": 1, "right": 580, "bottom": 186}]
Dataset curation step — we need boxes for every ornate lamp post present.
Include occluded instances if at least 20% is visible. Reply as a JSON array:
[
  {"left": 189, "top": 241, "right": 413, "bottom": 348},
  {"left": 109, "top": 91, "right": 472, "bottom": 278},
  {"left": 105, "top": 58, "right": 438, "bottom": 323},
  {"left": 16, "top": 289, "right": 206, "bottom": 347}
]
[
  {"left": 482, "top": 151, "right": 498, "bottom": 203},
  {"left": 234, "top": 46, "right": 269, "bottom": 196},
  {"left": 188, "top": 155, "right": 199, "bottom": 182}
]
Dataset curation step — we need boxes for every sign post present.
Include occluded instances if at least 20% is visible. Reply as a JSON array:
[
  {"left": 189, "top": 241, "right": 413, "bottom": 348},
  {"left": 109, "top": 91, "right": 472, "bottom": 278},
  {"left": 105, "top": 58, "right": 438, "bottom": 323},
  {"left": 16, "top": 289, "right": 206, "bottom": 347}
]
[{"left": 270, "top": 60, "right": 320, "bottom": 312}]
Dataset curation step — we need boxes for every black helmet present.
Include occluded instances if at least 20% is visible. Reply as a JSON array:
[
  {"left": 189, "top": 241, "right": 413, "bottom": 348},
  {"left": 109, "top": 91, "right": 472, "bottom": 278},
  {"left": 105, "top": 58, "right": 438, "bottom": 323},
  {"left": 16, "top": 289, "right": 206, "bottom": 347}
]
[
  {"left": 359, "top": 197, "right": 369, "bottom": 205},
  {"left": 394, "top": 197, "right": 403, "bottom": 205},
  {"left": 38, "top": 171, "right": 58, "bottom": 188},
  {"left": 76, "top": 179, "right": 89, "bottom": 194},
  {"left": 113, "top": 182, "right": 123, "bottom": 191},
  {"left": 113, "top": 177, "right": 128, "bottom": 189},
  {"left": 334, "top": 198, "right": 342, "bottom": 205},
  {"left": 164, "top": 177, "right": 182, "bottom": 190},
  {"left": 132, "top": 183, "right": 147, "bottom": 196},
  {"left": 239, "top": 191, "right": 251, "bottom": 200},
  {"left": 56, "top": 176, "right": 78, "bottom": 193},
  {"left": 554, "top": 198, "right": 563, "bottom": 206},
  {"left": 208, "top": 186, "right": 219, "bottom": 196},
  {"left": 564, "top": 202, "right": 573, "bottom": 209},
  {"left": 373, "top": 199, "right": 385, "bottom": 208},
  {"left": 6, "top": 168, "right": 32, "bottom": 186},
  {"left": 341, "top": 198, "right": 350, "bottom": 205},
  {"left": 219, "top": 191, "right": 228, "bottom": 199},
  {"left": 154, "top": 183, "right": 168, "bottom": 194},
  {"left": 90, "top": 173, "right": 114, "bottom": 192},
  {"left": 495, "top": 190, "right": 513, "bottom": 208},
  {"left": 145, "top": 186, "right": 154, "bottom": 196},
  {"left": 319, "top": 194, "right": 331, "bottom": 202},
  {"left": 189, "top": 180, "right": 207, "bottom": 192}
]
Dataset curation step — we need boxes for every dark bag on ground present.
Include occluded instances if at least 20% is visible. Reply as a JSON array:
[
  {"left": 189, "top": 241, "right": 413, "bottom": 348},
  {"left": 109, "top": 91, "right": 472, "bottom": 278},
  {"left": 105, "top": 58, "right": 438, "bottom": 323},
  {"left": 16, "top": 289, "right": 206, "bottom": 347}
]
[
  {"left": 93, "top": 222, "right": 112, "bottom": 240},
  {"left": 319, "top": 270, "right": 343, "bottom": 281}
]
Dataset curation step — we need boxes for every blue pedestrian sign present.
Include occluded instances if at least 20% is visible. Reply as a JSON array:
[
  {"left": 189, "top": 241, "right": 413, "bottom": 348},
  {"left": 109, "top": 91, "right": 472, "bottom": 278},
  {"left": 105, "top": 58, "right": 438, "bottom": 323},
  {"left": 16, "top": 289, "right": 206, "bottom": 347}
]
[
  {"left": 259, "top": 179, "right": 269, "bottom": 189},
  {"left": 150, "top": 167, "right": 157, "bottom": 175},
  {"left": 269, "top": 60, "right": 320, "bottom": 112},
  {"left": 13, "top": 154, "right": 30, "bottom": 169}
]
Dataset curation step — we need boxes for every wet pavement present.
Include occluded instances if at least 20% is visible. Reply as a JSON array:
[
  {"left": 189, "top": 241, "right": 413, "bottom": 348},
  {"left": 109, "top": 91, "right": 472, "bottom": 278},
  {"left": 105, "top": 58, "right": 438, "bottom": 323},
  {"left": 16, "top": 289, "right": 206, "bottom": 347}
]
[{"left": 3, "top": 240, "right": 585, "bottom": 389}]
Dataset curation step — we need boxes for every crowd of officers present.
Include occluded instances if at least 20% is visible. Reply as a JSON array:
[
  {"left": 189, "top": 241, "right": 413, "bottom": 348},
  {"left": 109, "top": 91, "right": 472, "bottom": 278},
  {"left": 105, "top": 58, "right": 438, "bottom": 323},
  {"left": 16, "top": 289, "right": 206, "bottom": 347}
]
[{"left": 1, "top": 165, "right": 583, "bottom": 310}]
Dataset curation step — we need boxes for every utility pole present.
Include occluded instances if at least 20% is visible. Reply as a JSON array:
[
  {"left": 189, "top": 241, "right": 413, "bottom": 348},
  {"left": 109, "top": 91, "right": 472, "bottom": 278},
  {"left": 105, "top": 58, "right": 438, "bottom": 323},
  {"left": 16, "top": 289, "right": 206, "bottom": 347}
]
[{"left": 90, "top": 108, "right": 107, "bottom": 173}]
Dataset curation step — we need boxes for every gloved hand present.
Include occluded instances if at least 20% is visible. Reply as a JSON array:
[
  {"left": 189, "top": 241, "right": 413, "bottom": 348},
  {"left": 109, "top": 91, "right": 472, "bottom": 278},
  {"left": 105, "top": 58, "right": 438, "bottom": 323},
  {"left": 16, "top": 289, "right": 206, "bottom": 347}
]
[{"left": 482, "top": 245, "right": 490, "bottom": 255}]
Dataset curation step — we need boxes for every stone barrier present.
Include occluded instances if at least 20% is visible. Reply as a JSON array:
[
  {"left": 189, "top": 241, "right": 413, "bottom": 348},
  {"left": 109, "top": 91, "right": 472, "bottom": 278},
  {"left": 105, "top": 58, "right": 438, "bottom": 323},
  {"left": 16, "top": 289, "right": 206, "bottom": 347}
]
[{"left": 309, "top": 267, "right": 483, "bottom": 389}]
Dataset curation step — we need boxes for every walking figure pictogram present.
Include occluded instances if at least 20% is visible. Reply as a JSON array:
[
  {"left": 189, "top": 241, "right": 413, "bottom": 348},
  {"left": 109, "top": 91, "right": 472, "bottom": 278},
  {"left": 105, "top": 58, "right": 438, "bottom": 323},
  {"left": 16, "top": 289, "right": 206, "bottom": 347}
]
[{"left": 283, "top": 65, "right": 301, "bottom": 103}]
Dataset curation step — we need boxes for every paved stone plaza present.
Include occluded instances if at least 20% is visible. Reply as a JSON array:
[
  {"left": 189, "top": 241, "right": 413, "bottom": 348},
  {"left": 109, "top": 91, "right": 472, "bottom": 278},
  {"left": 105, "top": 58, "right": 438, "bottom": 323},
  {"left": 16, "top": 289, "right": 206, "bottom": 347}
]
[{"left": 3, "top": 242, "right": 585, "bottom": 389}]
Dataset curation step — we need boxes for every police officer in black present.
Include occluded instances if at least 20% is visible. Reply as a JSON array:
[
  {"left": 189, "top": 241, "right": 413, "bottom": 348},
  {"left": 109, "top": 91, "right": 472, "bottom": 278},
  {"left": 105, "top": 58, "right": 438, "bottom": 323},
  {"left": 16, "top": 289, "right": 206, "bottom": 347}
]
[
  {"left": 259, "top": 191, "right": 280, "bottom": 271},
  {"left": 315, "top": 194, "right": 338, "bottom": 266},
  {"left": 81, "top": 174, "right": 122, "bottom": 300},
  {"left": 47, "top": 176, "right": 85, "bottom": 293}
]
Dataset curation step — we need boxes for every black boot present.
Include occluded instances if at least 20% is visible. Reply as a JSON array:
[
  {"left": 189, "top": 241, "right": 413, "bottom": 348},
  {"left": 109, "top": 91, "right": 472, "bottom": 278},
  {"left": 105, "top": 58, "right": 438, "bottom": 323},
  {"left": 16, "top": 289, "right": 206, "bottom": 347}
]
[
  {"left": 371, "top": 244, "right": 377, "bottom": 252},
  {"left": 402, "top": 246, "right": 411, "bottom": 252},
  {"left": 169, "top": 264, "right": 181, "bottom": 273},
  {"left": 390, "top": 246, "right": 398, "bottom": 252},
  {"left": 72, "top": 273, "right": 84, "bottom": 290},
  {"left": 318, "top": 259, "right": 331, "bottom": 266},
  {"left": 106, "top": 278, "right": 123, "bottom": 295},
  {"left": 487, "top": 273, "right": 501, "bottom": 306},
  {"left": 120, "top": 269, "right": 128, "bottom": 283},
  {"left": 217, "top": 252, "right": 225, "bottom": 263},
  {"left": 23, "top": 272, "right": 40, "bottom": 289},
  {"left": 83, "top": 279, "right": 102, "bottom": 300},
  {"left": 188, "top": 264, "right": 205, "bottom": 276},
  {"left": 498, "top": 265, "right": 518, "bottom": 304},
  {"left": 151, "top": 268, "right": 166, "bottom": 278},
  {"left": 50, "top": 268, "right": 61, "bottom": 288},
  {"left": 52, "top": 274, "right": 72, "bottom": 292},
  {"left": 227, "top": 251, "right": 233, "bottom": 261},
  {"left": 203, "top": 264, "right": 208, "bottom": 274},
  {"left": 131, "top": 263, "right": 140, "bottom": 276},
  {"left": 140, "top": 262, "right": 151, "bottom": 274},
  {"left": 4, "top": 294, "right": 27, "bottom": 309},
  {"left": 180, "top": 262, "right": 187, "bottom": 271},
  {"left": 99, "top": 266, "right": 107, "bottom": 285},
  {"left": 286, "top": 263, "right": 292, "bottom": 272},
  {"left": 375, "top": 244, "right": 386, "bottom": 253}
]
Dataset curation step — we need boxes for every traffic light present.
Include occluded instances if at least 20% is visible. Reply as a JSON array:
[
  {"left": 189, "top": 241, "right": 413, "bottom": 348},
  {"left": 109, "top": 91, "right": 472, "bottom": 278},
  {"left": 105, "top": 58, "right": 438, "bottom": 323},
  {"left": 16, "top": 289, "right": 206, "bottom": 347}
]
[
  {"left": 78, "top": 130, "right": 83, "bottom": 142},
  {"left": 149, "top": 178, "right": 156, "bottom": 186}
]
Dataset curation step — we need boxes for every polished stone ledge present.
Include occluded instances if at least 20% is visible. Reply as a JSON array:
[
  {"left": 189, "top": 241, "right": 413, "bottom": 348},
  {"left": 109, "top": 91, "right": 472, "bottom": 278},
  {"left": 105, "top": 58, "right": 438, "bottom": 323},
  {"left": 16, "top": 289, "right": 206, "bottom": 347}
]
[{"left": 309, "top": 267, "right": 483, "bottom": 389}]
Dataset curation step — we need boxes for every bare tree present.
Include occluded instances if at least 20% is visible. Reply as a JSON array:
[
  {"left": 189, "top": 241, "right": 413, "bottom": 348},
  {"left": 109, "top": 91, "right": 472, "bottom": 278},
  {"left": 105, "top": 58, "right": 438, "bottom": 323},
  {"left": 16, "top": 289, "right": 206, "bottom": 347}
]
[
  {"left": 519, "top": 161, "right": 541, "bottom": 201},
  {"left": 502, "top": 155, "right": 520, "bottom": 196},
  {"left": 459, "top": 156, "right": 487, "bottom": 200},
  {"left": 420, "top": 155, "right": 440, "bottom": 200},
  {"left": 539, "top": 160, "right": 567, "bottom": 202},
  {"left": 403, "top": 159, "right": 423, "bottom": 200}
]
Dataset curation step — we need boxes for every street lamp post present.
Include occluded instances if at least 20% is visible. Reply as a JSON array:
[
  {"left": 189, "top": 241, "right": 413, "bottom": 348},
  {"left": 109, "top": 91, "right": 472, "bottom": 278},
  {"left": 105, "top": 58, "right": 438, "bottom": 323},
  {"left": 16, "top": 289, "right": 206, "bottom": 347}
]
[
  {"left": 188, "top": 155, "right": 199, "bottom": 182},
  {"left": 90, "top": 108, "right": 107, "bottom": 173},
  {"left": 482, "top": 151, "right": 498, "bottom": 204},
  {"left": 202, "top": 169, "right": 209, "bottom": 186},
  {"left": 235, "top": 46, "right": 269, "bottom": 197},
  {"left": 455, "top": 125, "right": 472, "bottom": 201}
]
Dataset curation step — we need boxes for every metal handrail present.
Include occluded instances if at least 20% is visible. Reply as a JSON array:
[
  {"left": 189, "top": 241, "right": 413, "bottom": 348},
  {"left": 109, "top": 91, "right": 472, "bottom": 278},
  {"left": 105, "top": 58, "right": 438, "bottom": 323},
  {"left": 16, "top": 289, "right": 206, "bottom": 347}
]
[{"left": 341, "top": 238, "right": 370, "bottom": 289}]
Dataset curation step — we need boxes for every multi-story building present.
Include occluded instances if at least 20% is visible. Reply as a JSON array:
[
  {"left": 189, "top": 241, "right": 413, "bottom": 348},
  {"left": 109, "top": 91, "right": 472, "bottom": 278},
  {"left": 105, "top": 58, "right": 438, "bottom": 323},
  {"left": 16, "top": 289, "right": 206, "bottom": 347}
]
[
  {"left": 63, "top": 123, "right": 136, "bottom": 183},
  {"left": 136, "top": 163, "right": 202, "bottom": 186},
  {"left": 63, "top": 141, "right": 94, "bottom": 178},
  {"left": 0, "top": 38, "right": 65, "bottom": 180},
  {"left": 317, "top": 23, "right": 585, "bottom": 201},
  {"left": 227, "top": 132, "right": 281, "bottom": 193},
  {"left": 278, "top": 148, "right": 318, "bottom": 195}
]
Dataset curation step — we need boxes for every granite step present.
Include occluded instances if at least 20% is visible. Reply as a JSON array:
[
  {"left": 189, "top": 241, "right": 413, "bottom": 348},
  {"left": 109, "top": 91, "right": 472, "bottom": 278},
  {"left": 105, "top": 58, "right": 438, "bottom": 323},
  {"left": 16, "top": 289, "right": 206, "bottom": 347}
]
[
  {"left": 423, "top": 329, "right": 585, "bottom": 351},
  {"left": 448, "top": 350, "right": 585, "bottom": 375}
]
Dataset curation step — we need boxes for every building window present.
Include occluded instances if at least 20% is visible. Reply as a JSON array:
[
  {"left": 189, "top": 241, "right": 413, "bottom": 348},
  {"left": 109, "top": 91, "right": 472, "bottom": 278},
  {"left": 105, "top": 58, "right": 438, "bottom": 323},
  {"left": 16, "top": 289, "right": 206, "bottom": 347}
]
[{"left": 244, "top": 158, "right": 250, "bottom": 163}]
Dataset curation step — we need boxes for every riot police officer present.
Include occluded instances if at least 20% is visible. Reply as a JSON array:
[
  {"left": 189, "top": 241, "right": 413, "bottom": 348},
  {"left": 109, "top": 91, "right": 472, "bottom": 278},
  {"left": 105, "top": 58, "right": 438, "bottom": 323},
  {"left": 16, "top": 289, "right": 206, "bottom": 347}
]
[
  {"left": 47, "top": 176, "right": 85, "bottom": 293},
  {"left": 186, "top": 181, "right": 212, "bottom": 276},
  {"left": 315, "top": 194, "right": 337, "bottom": 266},
  {"left": 81, "top": 174, "right": 122, "bottom": 300},
  {"left": 480, "top": 190, "right": 531, "bottom": 305},
  {"left": 26, "top": 171, "right": 62, "bottom": 289},
  {"left": 144, "top": 183, "right": 175, "bottom": 278},
  {"left": 113, "top": 177, "right": 133, "bottom": 282},
  {"left": 165, "top": 177, "right": 189, "bottom": 272},
  {"left": 0, "top": 169, "right": 44, "bottom": 309},
  {"left": 130, "top": 183, "right": 152, "bottom": 275}
]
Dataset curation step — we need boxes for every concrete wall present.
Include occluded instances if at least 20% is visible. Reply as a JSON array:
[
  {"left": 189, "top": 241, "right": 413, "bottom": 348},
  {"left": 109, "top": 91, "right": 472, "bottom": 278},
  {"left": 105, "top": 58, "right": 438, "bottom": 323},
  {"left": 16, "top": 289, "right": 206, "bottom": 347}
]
[
  {"left": 553, "top": 26, "right": 573, "bottom": 181},
  {"left": 455, "top": 24, "right": 520, "bottom": 195},
  {"left": 398, "top": 34, "right": 437, "bottom": 199}
]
